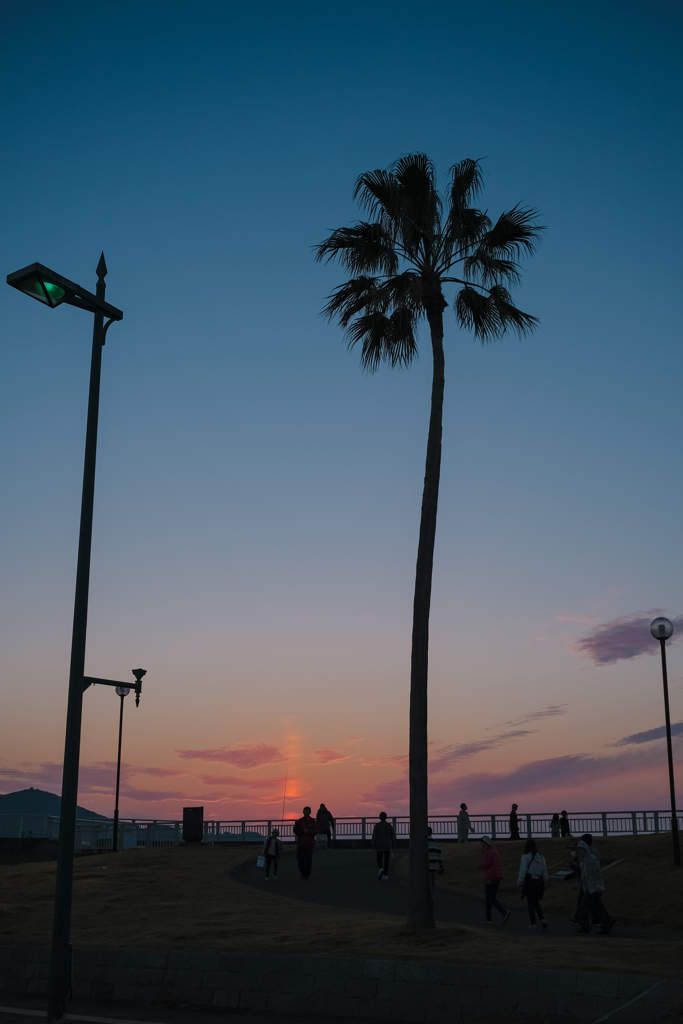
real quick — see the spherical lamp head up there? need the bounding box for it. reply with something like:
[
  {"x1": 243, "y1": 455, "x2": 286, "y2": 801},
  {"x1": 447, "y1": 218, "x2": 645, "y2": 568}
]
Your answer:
[{"x1": 650, "y1": 617, "x2": 674, "y2": 641}]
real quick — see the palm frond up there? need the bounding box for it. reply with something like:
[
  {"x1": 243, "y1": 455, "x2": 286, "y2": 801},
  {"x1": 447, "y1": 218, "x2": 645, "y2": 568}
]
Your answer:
[
  {"x1": 480, "y1": 205, "x2": 544, "y2": 259},
  {"x1": 455, "y1": 284, "x2": 539, "y2": 340},
  {"x1": 354, "y1": 154, "x2": 441, "y2": 261},
  {"x1": 314, "y1": 222, "x2": 400, "y2": 275},
  {"x1": 353, "y1": 170, "x2": 403, "y2": 226},
  {"x1": 462, "y1": 250, "x2": 521, "y2": 286},
  {"x1": 376, "y1": 271, "x2": 423, "y2": 314},
  {"x1": 391, "y1": 153, "x2": 441, "y2": 257},
  {"x1": 321, "y1": 276, "x2": 384, "y2": 326},
  {"x1": 347, "y1": 308, "x2": 419, "y2": 371},
  {"x1": 442, "y1": 207, "x2": 490, "y2": 263},
  {"x1": 448, "y1": 158, "x2": 484, "y2": 210},
  {"x1": 488, "y1": 284, "x2": 540, "y2": 336}
]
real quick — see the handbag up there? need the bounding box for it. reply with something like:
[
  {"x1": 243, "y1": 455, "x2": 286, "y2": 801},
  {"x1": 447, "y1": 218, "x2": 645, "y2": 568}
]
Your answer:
[{"x1": 256, "y1": 855, "x2": 265, "y2": 868}]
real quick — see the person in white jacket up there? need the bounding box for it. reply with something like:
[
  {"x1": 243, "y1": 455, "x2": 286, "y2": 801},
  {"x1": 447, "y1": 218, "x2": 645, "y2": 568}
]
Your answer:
[{"x1": 517, "y1": 838, "x2": 548, "y2": 930}]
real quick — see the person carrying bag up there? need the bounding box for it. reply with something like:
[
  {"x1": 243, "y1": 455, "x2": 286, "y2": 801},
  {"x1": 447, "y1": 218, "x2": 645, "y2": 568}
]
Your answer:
[{"x1": 517, "y1": 838, "x2": 548, "y2": 931}]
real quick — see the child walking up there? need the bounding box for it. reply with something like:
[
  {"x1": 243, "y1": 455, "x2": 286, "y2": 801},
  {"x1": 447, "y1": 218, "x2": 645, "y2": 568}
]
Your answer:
[{"x1": 262, "y1": 828, "x2": 283, "y2": 880}]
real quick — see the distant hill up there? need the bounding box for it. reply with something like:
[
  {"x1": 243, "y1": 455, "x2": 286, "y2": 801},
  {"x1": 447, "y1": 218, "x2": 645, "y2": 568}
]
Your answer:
[{"x1": 0, "y1": 788, "x2": 109, "y2": 820}]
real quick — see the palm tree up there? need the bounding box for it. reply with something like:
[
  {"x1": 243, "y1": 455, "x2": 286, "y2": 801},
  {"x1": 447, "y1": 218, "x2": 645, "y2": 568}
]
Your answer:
[{"x1": 315, "y1": 154, "x2": 543, "y2": 928}]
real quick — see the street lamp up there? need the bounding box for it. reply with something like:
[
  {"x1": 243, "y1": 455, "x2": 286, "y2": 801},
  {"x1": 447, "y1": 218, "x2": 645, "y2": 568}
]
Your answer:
[
  {"x1": 7, "y1": 256, "x2": 123, "y2": 1022},
  {"x1": 649, "y1": 617, "x2": 681, "y2": 866},
  {"x1": 112, "y1": 669, "x2": 146, "y2": 852}
]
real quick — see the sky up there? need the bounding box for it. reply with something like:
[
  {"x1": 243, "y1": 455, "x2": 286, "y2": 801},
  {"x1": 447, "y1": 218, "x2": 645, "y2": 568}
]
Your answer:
[{"x1": 1, "y1": 0, "x2": 682, "y2": 824}]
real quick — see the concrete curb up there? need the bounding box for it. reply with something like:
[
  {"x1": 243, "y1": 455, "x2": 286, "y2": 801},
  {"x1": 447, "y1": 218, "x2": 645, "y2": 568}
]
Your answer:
[{"x1": 0, "y1": 946, "x2": 675, "y2": 1022}]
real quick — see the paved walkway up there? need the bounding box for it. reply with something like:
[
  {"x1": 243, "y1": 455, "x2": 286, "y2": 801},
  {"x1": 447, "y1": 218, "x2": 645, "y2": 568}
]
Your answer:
[{"x1": 237, "y1": 847, "x2": 675, "y2": 941}]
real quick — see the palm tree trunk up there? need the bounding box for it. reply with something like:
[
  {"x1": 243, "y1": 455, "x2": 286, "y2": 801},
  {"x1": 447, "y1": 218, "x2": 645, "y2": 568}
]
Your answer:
[{"x1": 407, "y1": 291, "x2": 446, "y2": 930}]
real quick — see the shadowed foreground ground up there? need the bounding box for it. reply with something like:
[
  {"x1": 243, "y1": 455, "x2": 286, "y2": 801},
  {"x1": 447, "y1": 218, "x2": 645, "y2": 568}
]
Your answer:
[{"x1": 1, "y1": 837, "x2": 682, "y2": 1020}]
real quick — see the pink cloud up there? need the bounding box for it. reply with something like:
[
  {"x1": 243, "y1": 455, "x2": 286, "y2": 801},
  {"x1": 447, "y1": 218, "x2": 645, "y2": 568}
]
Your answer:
[
  {"x1": 359, "y1": 777, "x2": 409, "y2": 810},
  {"x1": 358, "y1": 734, "x2": 682, "y2": 814},
  {"x1": 176, "y1": 744, "x2": 283, "y2": 768},
  {"x1": 0, "y1": 761, "x2": 64, "y2": 791},
  {"x1": 612, "y1": 721, "x2": 683, "y2": 746},
  {"x1": 360, "y1": 753, "x2": 409, "y2": 768},
  {"x1": 0, "y1": 761, "x2": 131, "y2": 796},
  {"x1": 503, "y1": 704, "x2": 569, "y2": 727},
  {"x1": 428, "y1": 743, "x2": 679, "y2": 809},
  {"x1": 120, "y1": 788, "x2": 187, "y2": 802},
  {"x1": 312, "y1": 749, "x2": 349, "y2": 765},
  {"x1": 571, "y1": 611, "x2": 683, "y2": 665},
  {"x1": 198, "y1": 774, "x2": 286, "y2": 789}
]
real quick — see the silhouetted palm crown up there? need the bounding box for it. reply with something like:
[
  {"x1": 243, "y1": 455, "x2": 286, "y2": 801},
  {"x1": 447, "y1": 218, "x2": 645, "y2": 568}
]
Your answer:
[{"x1": 316, "y1": 154, "x2": 541, "y2": 367}]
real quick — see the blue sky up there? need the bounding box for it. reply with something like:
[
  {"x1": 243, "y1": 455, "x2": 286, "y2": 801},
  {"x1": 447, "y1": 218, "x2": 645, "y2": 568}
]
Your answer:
[{"x1": 1, "y1": 0, "x2": 682, "y2": 819}]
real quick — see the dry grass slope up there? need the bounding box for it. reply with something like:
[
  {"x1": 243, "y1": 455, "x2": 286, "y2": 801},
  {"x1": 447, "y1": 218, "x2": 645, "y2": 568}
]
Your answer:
[{"x1": 2, "y1": 836, "x2": 681, "y2": 984}]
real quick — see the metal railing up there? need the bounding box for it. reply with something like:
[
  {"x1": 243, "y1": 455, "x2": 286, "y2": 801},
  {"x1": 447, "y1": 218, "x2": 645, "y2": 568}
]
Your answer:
[{"x1": 2, "y1": 809, "x2": 681, "y2": 852}]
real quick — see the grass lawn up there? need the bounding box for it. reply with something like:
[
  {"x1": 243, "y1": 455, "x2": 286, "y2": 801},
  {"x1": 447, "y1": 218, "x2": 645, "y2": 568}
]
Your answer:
[{"x1": 1, "y1": 836, "x2": 681, "y2": 986}]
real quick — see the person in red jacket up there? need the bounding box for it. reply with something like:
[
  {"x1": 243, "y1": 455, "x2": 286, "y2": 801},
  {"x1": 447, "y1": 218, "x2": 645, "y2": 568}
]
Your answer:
[
  {"x1": 479, "y1": 835, "x2": 511, "y2": 924},
  {"x1": 293, "y1": 806, "x2": 317, "y2": 879}
]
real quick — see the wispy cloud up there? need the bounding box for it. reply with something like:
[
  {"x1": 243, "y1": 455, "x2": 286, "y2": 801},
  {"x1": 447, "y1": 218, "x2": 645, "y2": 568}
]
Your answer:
[
  {"x1": 571, "y1": 611, "x2": 683, "y2": 666},
  {"x1": 0, "y1": 761, "x2": 131, "y2": 795},
  {"x1": 359, "y1": 777, "x2": 409, "y2": 809},
  {"x1": 503, "y1": 705, "x2": 569, "y2": 727},
  {"x1": 359, "y1": 753, "x2": 409, "y2": 768},
  {"x1": 428, "y1": 739, "x2": 501, "y2": 773},
  {"x1": 312, "y1": 749, "x2": 349, "y2": 765},
  {"x1": 359, "y1": 738, "x2": 681, "y2": 813},
  {"x1": 120, "y1": 787, "x2": 187, "y2": 802},
  {"x1": 428, "y1": 729, "x2": 539, "y2": 774},
  {"x1": 198, "y1": 774, "x2": 286, "y2": 789},
  {"x1": 612, "y1": 722, "x2": 683, "y2": 746},
  {"x1": 176, "y1": 744, "x2": 283, "y2": 768}
]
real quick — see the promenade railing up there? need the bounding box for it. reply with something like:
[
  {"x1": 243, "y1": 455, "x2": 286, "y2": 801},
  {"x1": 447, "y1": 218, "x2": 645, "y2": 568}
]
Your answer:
[{"x1": 1, "y1": 809, "x2": 681, "y2": 853}]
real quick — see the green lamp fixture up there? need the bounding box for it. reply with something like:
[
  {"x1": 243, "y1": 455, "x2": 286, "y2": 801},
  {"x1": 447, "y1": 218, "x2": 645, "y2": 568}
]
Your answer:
[{"x1": 7, "y1": 261, "x2": 123, "y2": 320}]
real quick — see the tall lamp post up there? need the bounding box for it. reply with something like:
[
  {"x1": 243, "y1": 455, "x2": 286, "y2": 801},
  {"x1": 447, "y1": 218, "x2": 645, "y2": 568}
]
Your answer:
[
  {"x1": 649, "y1": 617, "x2": 681, "y2": 867},
  {"x1": 7, "y1": 257, "x2": 123, "y2": 1021}
]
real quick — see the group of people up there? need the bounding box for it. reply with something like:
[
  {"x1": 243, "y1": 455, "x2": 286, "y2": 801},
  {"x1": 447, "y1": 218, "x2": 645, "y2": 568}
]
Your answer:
[
  {"x1": 476, "y1": 834, "x2": 547, "y2": 928},
  {"x1": 261, "y1": 803, "x2": 335, "y2": 880},
  {"x1": 510, "y1": 805, "x2": 572, "y2": 839},
  {"x1": 475, "y1": 831, "x2": 614, "y2": 934},
  {"x1": 458, "y1": 802, "x2": 573, "y2": 841},
  {"x1": 261, "y1": 806, "x2": 615, "y2": 937}
]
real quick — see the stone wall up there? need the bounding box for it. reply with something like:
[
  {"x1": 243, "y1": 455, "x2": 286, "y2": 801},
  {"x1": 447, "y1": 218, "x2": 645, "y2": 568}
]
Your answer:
[{"x1": 0, "y1": 945, "x2": 672, "y2": 1022}]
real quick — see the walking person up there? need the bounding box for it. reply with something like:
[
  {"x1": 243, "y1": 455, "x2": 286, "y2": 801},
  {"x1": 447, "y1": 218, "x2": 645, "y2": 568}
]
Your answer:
[
  {"x1": 428, "y1": 827, "x2": 444, "y2": 896},
  {"x1": 262, "y1": 828, "x2": 282, "y2": 880},
  {"x1": 479, "y1": 836, "x2": 511, "y2": 924},
  {"x1": 559, "y1": 810, "x2": 572, "y2": 838},
  {"x1": 293, "y1": 806, "x2": 317, "y2": 879},
  {"x1": 316, "y1": 803, "x2": 335, "y2": 847},
  {"x1": 371, "y1": 811, "x2": 396, "y2": 880},
  {"x1": 457, "y1": 803, "x2": 473, "y2": 843},
  {"x1": 575, "y1": 836, "x2": 616, "y2": 935},
  {"x1": 509, "y1": 803, "x2": 521, "y2": 841},
  {"x1": 566, "y1": 835, "x2": 600, "y2": 926},
  {"x1": 550, "y1": 813, "x2": 561, "y2": 838},
  {"x1": 517, "y1": 838, "x2": 548, "y2": 930}
]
